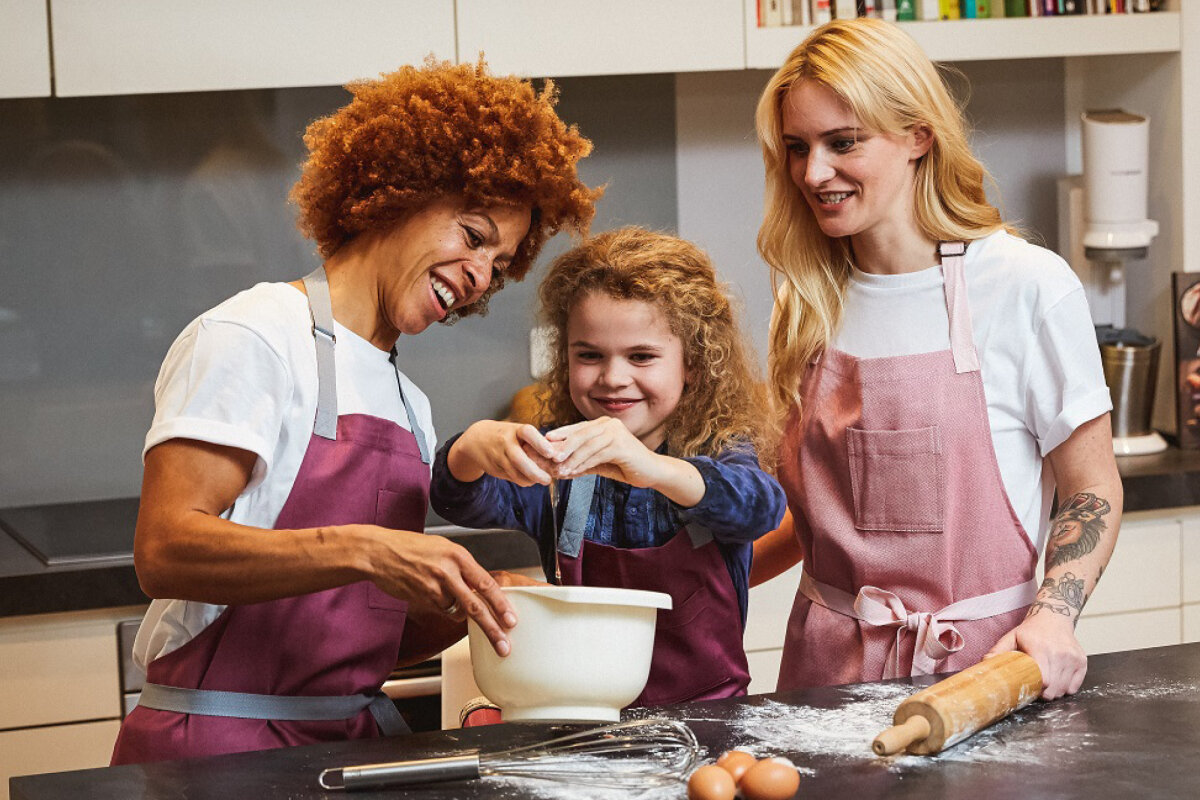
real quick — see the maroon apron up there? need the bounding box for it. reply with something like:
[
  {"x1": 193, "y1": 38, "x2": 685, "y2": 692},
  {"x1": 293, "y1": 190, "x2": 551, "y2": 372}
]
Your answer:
[
  {"x1": 776, "y1": 242, "x2": 1038, "y2": 690},
  {"x1": 556, "y1": 474, "x2": 750, "y2": 707},
  {"x1": 111, "y1": 267, "x2": 430, "y2": 764}
]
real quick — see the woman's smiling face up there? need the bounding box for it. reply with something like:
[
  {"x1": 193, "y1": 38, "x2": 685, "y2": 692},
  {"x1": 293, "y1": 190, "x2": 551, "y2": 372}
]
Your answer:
[
  {"x1": 781, "y1": 79, "x2": 929, "y2": 245},
  {"x1": 566, "y1": 292, "x2": 689, "y2": 450},
  {"x1": 369, "y1": 197, "x2": 531, "y2": 340}
]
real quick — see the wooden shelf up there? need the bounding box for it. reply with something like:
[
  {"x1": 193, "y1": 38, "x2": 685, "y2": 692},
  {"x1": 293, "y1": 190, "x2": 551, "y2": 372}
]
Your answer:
[{"x1": 745, "y1": 11, "x2": 1182, "y2": 68}]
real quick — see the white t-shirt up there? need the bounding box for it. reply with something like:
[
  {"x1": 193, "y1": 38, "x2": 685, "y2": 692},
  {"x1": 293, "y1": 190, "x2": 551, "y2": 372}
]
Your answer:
[
  {"x1": 133, "y1": 282, "x2": 436, "y2": 669},
  {"x1": 832, "y1": 230, "x2": 1111, "y2": 552}
]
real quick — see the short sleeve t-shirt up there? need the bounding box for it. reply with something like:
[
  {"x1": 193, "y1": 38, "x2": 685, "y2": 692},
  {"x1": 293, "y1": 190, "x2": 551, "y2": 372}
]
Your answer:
[
  {"x1": 831, "y1": 231, "x2": 1111, "y2": 552},
  {"x1": 133, "y1": 281, "x2": 436, "y2": 668}
]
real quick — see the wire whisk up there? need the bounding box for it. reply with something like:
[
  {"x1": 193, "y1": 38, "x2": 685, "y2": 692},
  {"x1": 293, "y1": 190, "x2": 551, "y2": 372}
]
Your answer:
[{"x1": 318, "y1": 717, "x2": 700, "y2": 791}]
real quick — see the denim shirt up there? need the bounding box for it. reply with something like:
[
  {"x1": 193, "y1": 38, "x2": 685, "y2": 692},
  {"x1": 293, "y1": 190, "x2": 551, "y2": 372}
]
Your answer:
[{"x1": 429, "y1": 433, "x2": 786, "y2": 625}]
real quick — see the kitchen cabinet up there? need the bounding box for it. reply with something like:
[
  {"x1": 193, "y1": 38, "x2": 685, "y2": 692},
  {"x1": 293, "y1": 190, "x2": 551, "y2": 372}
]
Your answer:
[
  {"x1": 0, "y1": 606, "x2": 145, "y2": 800},
  {"x1": 455, "y1": 0, "x2": 744, "y2": 78},
  {"x1": 0, "y1": 0, "x2": 51, "y2": 98},
  {"x1": 743, "y1": 562, "x2": 801, "y2": 694},
  {"x1": 48, "y1": 0, "x2": 455, "y2": 97}
]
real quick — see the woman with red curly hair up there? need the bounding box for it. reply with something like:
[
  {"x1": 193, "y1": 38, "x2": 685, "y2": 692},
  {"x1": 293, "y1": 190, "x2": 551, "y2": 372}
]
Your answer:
[{"x1": 112, "y1": 60, "x2": 599, "y2": 765}]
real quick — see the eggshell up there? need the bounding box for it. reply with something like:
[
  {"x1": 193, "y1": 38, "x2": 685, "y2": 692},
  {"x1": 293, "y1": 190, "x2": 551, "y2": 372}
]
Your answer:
[
  {"x1": 715, "y1": 749, "x2": 758, "y2": 784},
  {"x1": 739, "y1": 757, "x2": 800, "y2": 800},
  {"x1": 686, "y1": 764, "x2": 737, "y2": 800}
]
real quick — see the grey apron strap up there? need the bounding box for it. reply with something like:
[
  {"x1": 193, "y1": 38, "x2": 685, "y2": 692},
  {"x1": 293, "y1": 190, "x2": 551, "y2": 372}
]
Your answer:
[
  {"x1": 301, "y1": 267, "x2": 339, "y2": 440},
  {"x1": 389, "y1": 349, "x2": 431, "y2": 465},
  {"x1": 557, "y1": 472, "x2": 711, "y2": 555},
  {"x1": 558, "y1": 473, "x2": 596, "y2": 557},
  {"x1": 138, "y1": 682, "x2": 409, "y2": 736},
  {"x1": 938, "y1": 241, "x2": 980, "y2": 375}
]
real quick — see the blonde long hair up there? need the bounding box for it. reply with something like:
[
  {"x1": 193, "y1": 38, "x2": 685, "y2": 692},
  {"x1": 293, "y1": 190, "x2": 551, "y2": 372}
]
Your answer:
[
  {"x1": 756, "y1": 18, "x2": 1007, "y2": 421},
  {"x1": 538, "y1": 227, "x2": 775, "y2": 465}
]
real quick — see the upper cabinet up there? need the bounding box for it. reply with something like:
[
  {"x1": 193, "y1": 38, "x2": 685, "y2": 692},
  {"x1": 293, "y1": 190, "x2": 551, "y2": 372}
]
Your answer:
[
  {"x1": 456, "y1": 0, "x2": 744, "y2": 78},
  {"x1": 48, "y1": 0, "x2": 455, "y2": 97},
  {"x1": 0, "y1": 0, "x2": 51, "y2": 98},
  {"x1": 744, "y1": 6, "x2": 1182, "y2": 68}
]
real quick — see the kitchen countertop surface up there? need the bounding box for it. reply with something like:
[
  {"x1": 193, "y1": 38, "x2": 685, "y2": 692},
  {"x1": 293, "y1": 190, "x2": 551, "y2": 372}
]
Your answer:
[
  {"x1": 4, "y1": 445, "x2": 1199, "y2": 618},
  {"x1": 12, "y1": 642, "x2": 1200, "y2": 800}
]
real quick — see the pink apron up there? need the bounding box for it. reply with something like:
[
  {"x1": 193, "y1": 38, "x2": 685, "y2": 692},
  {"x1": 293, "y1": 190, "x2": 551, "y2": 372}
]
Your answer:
[
  {"x1": 776, "y1": 242, "x2": 1038, "y2": 690},
  {"x1": 111, "y1": 267, "x2": 430, "y2": 764},
  {"x1": 557, "y1": 475, "x2": 751, "y2": 706}
]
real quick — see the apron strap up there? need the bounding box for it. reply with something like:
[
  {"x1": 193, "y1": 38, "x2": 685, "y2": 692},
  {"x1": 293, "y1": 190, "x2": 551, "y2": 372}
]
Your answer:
[
  {"x1": 938, "y1": 241, "x2": 981, "y2": 375},
  {"x1": 138, "y1": 682, "x2": 411, "y2": 736},
  {"x1": 300, "y1": 266, "x2": 430, "y2": 463},
  {"x1": 302, "y1": 267, "x2": 339, "y2": 440},
  {"x1": 798, "y1": 571, "x2": 1037, "y2": 679},
  {"x1": 557, "y1": 472, "x2": 711, "y2": 557}
]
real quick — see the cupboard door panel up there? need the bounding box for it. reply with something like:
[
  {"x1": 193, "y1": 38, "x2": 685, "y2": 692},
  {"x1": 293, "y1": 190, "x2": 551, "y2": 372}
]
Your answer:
[
  {"x1": 1075, "y1": 608, "x2": 1181, "y2": 656},
  {"x1": 746, "y1": 647, "x2": 782, "y2": 696},
  {"x1": 1081, "y1": 518, "x2": 1181, "y2": 616},
  {"x1": 50, "y1": 0, "x2": 455, "y2": 97},
  {"x1": 0, "y1": 719, "x2": 121, "y2": 800},
  {"x1": 456, "y1": 0, "x2": 743, "y2": 78},
  {"x1": 744, "y1": 563, "x2": 802, "y2": 653},
  {"x1": 0, "y1": 0, "x2": 51, "y2": 98}
]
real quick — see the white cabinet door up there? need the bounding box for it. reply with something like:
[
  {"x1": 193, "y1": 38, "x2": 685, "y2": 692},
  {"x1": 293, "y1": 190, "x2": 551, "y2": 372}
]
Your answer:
[
  {"x1": 0, "y1": 720, "x2": 121, "y2": 800},
  {"x1": 457, "y1": 0, "x2": 744, "y2": 78},
  {"x1": 1080, "y1": 516, "x2": 1182, "y2": 617},
  {"x1": 0, "y1": 0, "x2": 51, "y2": 98},
  {"x1": 1075, "y1": 608, "x2": 1181, "y2": 656},
  {"x1": 50, "y1": 0, "x2": 455, "y2": 97}
]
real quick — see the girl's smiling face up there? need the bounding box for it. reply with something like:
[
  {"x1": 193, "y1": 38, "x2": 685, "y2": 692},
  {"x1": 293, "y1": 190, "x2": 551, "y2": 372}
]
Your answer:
[
  {"x1": 566, "y1": 292, "x2": 689, "y2": 450},
  {"x1": 781, "y1": 79, "x2": 930, "y2": 247}
]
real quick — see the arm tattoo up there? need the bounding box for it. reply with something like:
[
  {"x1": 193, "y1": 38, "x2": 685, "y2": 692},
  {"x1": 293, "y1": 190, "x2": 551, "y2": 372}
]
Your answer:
[
  {"x1": 1046, "y1": 492, "x2": 1110, "y2": 570},
  {"x1": 1027, "y1": 572, "x2": 1088, "y2": 625}
]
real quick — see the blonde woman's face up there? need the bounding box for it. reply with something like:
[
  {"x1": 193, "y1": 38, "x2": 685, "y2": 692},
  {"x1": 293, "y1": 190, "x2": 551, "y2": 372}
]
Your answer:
[
  {"x1": 566, "y1": 293, "x2": 688, "y2": 450},
  {"x1": 781, "y1": 80, "x2": 929, "y2": 246}
]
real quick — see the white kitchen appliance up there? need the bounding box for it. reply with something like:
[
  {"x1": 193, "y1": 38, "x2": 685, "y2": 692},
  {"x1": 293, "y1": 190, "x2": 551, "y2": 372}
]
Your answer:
[{"x1": 1058, "y1": 108, "x2": 1166, "y2": 455}]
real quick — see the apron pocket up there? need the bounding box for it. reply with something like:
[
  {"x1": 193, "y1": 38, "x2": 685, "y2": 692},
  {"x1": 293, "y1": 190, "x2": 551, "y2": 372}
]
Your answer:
[{"x1": 846, "y1": 426, "x2": 943, "y2": 533}]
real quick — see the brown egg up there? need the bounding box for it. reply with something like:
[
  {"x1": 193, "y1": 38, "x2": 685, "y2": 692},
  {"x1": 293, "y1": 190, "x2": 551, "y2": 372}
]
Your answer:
[
  {"x1": 687, "y1": 764, "x2": 737, "y2": 800},
  {"x1": 715, "y1": 749, "x2": 758, "y2": 784},
  {"x1": 739, "y1": 757, "x2": 801, "y2": 800}
]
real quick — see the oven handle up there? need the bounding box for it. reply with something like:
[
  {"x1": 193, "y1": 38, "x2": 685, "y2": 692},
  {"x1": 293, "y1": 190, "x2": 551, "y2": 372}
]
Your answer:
[{"x1": 381, "y1": 674, "x2": 441, "y2": 700}]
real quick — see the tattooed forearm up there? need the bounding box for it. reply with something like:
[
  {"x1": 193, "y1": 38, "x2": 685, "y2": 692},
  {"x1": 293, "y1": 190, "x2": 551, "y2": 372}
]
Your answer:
[
  {"x1": 1027, "y1": 572, "x2": 1089, "y2": 625},
  {"x1": 1046, "y1": 492, "x2": 1111, "y2": 570}
]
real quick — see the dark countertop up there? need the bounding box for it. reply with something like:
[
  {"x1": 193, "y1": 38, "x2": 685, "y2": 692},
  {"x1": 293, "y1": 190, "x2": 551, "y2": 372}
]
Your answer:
[
  {"x1": 12, "y1": 642, "x2": 1200, "y2": 800},
  {"x1": 4, "y1": 445, "x2": 1199, "y2": 619}
]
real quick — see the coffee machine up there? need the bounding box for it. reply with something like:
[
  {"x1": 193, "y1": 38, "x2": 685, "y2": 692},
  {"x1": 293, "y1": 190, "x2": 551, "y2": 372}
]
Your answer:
[{"x1": 1058, "y1": 109, "x2": 1165, "y2": 456}]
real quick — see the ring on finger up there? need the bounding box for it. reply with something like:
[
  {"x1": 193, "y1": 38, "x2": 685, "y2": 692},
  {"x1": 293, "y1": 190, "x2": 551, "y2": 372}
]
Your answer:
[{"x1": 444, "y1": 601, "x2": 459, "y2": 616}]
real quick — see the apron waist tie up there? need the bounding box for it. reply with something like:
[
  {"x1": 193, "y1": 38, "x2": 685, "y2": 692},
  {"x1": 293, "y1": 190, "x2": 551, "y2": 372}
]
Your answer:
[
  {"x1": 798, "y1": 571, "x2": 1037, "y2": 679},
  {"x1": 138, "y1": 682, "x2": 411, "y2": 736}
]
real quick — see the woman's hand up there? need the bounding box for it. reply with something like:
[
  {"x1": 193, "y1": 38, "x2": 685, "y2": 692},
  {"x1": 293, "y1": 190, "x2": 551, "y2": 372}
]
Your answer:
[
  {"x1": 985, "y1": 611, "x2": 1087, "y2": 700},
  {"x1": 491, "y1": 569, "x2": 551, "y2": 588},
  {"x1": 546, "y1": 417, "x2": 706, "y2": 506},
  {"x1": 363, "y1": 527, "x2": 519, "y2": 657},
  {"x1": 447, "y1": 420, "x2": 559, "y2": 486}
]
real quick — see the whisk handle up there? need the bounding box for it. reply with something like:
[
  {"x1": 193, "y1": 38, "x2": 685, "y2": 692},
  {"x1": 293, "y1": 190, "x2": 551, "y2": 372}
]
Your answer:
[{"x1": 318, "y1": 753, "x2": 482, "y2": 791}]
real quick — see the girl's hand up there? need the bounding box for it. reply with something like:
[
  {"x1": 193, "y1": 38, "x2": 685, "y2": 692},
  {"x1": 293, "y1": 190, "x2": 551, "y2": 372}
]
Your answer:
[
  {"x1": 545, "y1": 417, "x2": 666, "y2": 488},
  {"x1": 985, "y1": 612, "x2": 1087, "y2": 700},
  {"x1": 447, "y1": 420, "x2": 559, "y2": 486}
]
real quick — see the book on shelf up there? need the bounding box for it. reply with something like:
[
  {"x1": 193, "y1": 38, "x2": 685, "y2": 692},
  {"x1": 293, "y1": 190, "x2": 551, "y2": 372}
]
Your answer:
[
  {"x1": 754, "y1": 0, "x2": 1163, "y2": 28},
  {"x1": 939, "y1": 0, "x2": 962, "y2": 18}
]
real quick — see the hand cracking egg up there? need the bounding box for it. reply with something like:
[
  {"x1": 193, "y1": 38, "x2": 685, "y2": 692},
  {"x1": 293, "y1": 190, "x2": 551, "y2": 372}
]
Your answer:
[
  {"x1": 739, "y1": 756, "x2": 800, "y2": 800},
  {"x1": 686, "y1": 764, "x2": 737, "y2": 800}
]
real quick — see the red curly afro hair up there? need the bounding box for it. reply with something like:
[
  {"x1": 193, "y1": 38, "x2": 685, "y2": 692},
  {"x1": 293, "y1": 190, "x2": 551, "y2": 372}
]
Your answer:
[{"x1": 291, "y1": 57, "x2": 601, "y2": 319}]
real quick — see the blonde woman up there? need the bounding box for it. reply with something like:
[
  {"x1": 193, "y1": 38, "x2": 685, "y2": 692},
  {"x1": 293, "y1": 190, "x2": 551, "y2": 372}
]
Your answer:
[{"x1": 750, "y1": 18, "x2": 1121, "y2": 700}]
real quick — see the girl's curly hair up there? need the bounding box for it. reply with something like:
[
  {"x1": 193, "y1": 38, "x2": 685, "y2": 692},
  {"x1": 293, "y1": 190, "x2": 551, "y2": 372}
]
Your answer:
[
  {"x1": 537, "y1": 227, "x2": 776, "y2": 466},
  {"x1": 291, "y1": 57, "x2": 601, "y2": 319}
]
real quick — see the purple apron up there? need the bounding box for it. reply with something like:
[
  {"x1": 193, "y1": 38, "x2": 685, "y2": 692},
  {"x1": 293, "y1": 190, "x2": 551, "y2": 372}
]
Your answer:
[
  {"x1": 556, "y1": 475, "x2": 750, "y2": 707},
  {"x1": 111, "y1": 267, "x2": 430, "y2": 764}
]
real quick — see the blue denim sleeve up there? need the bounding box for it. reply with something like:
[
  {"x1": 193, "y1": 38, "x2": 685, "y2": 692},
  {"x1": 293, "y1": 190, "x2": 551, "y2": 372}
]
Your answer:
[
  {"x1": 428, "y1": 432, "x2": 547, "y2": 541},
  {"x1": 674, "y1": 444, "x2": 786, "y2": 544}
]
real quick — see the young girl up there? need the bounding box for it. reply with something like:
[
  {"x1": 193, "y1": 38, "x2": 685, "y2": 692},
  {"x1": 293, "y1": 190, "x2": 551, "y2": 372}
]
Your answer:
[
  {"x1": 431, "y1": 226, "x2": 786, "y2": 706},
  {"x1": 751, "y1": 18, "x2": 1122, "y2": 700}
]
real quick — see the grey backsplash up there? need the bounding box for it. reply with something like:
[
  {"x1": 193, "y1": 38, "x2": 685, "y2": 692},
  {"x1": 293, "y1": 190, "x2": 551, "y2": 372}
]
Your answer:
[{"x1": 0, "y1": 74, "x2": 678, "y2": 508}]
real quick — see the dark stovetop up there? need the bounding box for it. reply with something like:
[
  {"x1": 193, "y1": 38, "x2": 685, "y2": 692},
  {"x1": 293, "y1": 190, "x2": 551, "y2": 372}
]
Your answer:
[{"x1": 11, "y1": 643, "x2": 1200, "y2": 800}]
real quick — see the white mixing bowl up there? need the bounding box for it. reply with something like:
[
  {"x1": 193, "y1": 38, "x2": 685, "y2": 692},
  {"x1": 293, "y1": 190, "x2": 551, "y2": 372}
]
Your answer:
[{"x1": 467, "y1": 585, "x2": 672, "y2": 722}]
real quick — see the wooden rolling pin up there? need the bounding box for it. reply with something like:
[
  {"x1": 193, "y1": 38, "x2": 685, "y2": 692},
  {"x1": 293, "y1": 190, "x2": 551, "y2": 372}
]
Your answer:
[{"x1": 872, "y1": 651, "x2": 1043, "y2": 756}]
